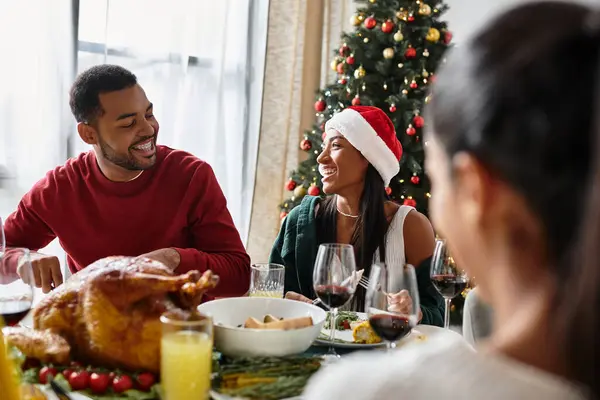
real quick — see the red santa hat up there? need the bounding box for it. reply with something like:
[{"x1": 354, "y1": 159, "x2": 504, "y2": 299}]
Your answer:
[{"x1": 324, "y1": 105, "x2": 402, "y2": 186}]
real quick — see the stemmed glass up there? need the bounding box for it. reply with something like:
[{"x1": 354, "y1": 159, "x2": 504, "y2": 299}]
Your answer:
[
  {"x1": 0, "y1": 248, "x2": 34, "y2": 327},
  {"x1": 313, "y1": 243, "x2": 357, "y2": 360},
  {"x1": 430, "y1": 239, "x2": 469, "y2": 329},
  {"x1": 365, "y1": 263, "x2": 420, "y2": 352}
]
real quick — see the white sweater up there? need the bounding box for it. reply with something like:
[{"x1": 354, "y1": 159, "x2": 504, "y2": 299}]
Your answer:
[{"x1": 303, "y1": 334, "x2": 587, "y2": 400}]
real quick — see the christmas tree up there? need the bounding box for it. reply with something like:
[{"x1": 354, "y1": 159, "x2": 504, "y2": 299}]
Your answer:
[{"x1": 279, "y1": 0, "x2": 452, "y2": 218}]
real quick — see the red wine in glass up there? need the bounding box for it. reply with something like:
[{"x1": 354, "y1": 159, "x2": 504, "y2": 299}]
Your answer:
[
  {"x1": 315, "y1": 285, "x2": 353, "y2": 308},
  {"x1": 368, "y1": 314, "x2": 411, "y2": 342},
  {"x1": 0, "y1": 299, "x2": 32, "y2": 326},
  {"x1": 431, "y1": 274, "x2": 468, "y2": 299}
]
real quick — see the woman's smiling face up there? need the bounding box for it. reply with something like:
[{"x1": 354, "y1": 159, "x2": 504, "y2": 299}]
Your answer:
[{"x1": 317, "y1": 131, "x2": 369, "y2": 195}]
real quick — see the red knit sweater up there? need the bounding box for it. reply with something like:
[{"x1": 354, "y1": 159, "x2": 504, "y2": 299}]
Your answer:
[{"x1": 4, "y1": 146, "x2": 250, "y2": 297}]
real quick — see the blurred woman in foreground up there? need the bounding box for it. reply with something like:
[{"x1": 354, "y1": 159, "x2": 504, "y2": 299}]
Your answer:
[{"x1": 304, "y1": 1, "x2": 599, "y2": 398}]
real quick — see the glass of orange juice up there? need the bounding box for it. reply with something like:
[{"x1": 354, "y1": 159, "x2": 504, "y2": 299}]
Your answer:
[
  {"x1": 249, "y1": 263, "x2": 285, "y2": 298},
  {"x1": 160, "y1": 311, "x2": 213, "y2": 400}
]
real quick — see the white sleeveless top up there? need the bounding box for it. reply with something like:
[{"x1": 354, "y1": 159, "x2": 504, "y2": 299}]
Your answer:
[{"x1": 342, "y1": 205, "x2": 414, "y2": 311}]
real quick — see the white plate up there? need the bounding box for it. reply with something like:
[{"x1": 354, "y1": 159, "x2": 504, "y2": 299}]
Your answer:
[
  {"x1": 210, "y1": 391, "x2": 301, "y2": 400},
  {"x1": 315, "y1": 312, "x2": 445, "y2": 349}
]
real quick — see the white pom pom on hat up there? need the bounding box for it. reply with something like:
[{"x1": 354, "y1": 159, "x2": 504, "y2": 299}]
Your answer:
[{"x1": 324, "y1": 105, "x2": 403, "y2": 186}]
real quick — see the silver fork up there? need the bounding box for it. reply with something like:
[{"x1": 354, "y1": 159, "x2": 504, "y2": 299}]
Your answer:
[{"x1": 311, "y1": 276, "x2": 370, "y2": 306}]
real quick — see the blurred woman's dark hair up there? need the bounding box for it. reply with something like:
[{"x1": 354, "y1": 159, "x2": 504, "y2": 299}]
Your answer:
[
  {"x1": 429, "y1": 1, "x2": 599, "y2": 396},
  {"x1": 316, "y1": 165, "x2": 388, "y2": 310}
]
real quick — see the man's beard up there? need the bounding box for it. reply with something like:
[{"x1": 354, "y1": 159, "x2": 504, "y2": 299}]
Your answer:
[{"x1": 98, "y1": 135, "x2": 156, "y2": 171}]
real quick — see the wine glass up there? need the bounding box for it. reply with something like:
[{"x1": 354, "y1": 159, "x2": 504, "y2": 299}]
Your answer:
[
  {"x1": 0, "y1": 217, "x2": 5, "y2": 253},
  {"x1": 365, "y1": 263, "x2": 420, "y2": 352},
  {"x1": 430, "y1": 239, "x2": 469, "y2": 329},
  {"x1": 313, "y1": 243, "x2": 357, "y2": 360},
  {"x1": 0, "y1": 248, "x2": 34, "y2": 327}
]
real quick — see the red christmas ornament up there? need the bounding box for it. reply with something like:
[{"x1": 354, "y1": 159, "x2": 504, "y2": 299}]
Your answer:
[
  {"x1": 413, "y1": 115, "x2": 425, "y2": 128},
  {"x1": 406, "y1": 125, "x2": 416, "y2": 136},
  {"x1": 385, "y1": 187, "x2": 392, "y2": 196},
  {"x1": 444, "y1": 31, "x2": 453, "y2": 44},
  {"x1": 308, "y1": 185, "x2": 320, "y2": 196},
  {"x1": 336, "y1": 62, "x2": 345, "y2": 74},
  {"x1": 410, "y1": 175, "x2": 420, "y2": 184},
  {"x1": 410, "y1": 81, "x2": 418, "y2": 89},
  {"x1": 346, "y1": 56, "x2": 355, "y2": 65},
  {"x1": 403, "y1": 198, "x2": 417, "y2": 207},
  {"x1": 389, "y1": 104, "x2": 397, "y2": 113},
  {"x1": 280, "y1": 211, "x2": 288, "y2": 220},
  {"x1": 300, "y1": 139, "x2": 312, "y2": 151},
  {"x1": 407, "y1": 15, "x2": 415, "y2": 22},
  {"x1": 339, "y1": 77, "x2": 347, "y2": 85},
  {"x1": 405, "y1": 48, "x2": 417, "y2": 59},
  {"x1": 285, "y1": 179, "x2": 297, "y2": 191},
  {"x1": 314, "y1": 100, "x2": 326, "y2": 112},
  {"x1": 364, "y1": 16, "x2": 377, "y2": 29},
  {"x1": 339, "y1": 45, "x2": 350, "y2": 56},
  {"x1": 352, "y1": 96, "x2": 361, "y2": 106},
  {"x1": 381, "y1": 20, "x2": 394, "y2": 33}
]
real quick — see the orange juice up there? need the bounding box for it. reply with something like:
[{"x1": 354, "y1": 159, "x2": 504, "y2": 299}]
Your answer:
[
  {"x1": 161, "y1": 330, "x2": 212, "y2": 400},
  {"x1": 0, "y1": 327, "x2": 21, "y2": 400}
]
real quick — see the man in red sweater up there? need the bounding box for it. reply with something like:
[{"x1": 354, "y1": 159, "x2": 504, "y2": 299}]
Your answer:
[{"x1": 3, "y1": 64, "x2": 250, "y2": 297}]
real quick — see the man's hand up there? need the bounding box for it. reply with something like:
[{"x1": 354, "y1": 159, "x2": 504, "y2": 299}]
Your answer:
[
  {"x1": 388, "y1": 290, "x2": 423, "y2": 322},
  {"x1": 21, "y1": 252, "x2": 63, "y2": 294},
  {"x1": 285, "y1": 291, "x2": 313, "y2": 304},
  {"x1": 138, "y1": 248, "x2": 181, "y2": 270}
]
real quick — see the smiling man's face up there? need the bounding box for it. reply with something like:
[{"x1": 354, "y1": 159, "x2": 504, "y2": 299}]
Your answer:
[{"x1": 94, "y1": 84, "x2": 160, "y2": 171}]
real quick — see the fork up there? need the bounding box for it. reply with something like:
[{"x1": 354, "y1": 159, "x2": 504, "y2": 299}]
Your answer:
[{"x1": 311, "y1": 276, "x2": 370, "y2": 306}]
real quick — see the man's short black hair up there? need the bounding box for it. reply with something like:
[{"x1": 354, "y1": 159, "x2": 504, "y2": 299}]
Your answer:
[{"x1": 69, "y1": 64, "x2": 138, "y2": 124}]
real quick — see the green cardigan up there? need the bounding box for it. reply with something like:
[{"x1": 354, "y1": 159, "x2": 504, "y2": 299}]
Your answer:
[{"x1": 269, "y1": 195, "x2": 444, "y2": 327}]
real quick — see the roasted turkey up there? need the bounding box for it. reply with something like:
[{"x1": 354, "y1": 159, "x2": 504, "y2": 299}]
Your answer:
[{"x1": 4, "y1": 256, "x2": 218, "y2": 373}]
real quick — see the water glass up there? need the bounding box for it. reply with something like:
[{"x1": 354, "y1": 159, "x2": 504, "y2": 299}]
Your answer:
[
  {"x1": 249, "y1": 263, "x2": 285, "y2": 298},
  {"x1": 160, "y1": 311, "x2": 213, "y2": 400}
]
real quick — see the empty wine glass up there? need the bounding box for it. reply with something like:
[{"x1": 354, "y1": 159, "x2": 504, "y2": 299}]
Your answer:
[
  {"x1": 0, "y1": 248, "x2": 34, "y2": 327},
  {"x1": 430, "y1": 239, "x2": 469, "y2": 329},
  {"x1": 365, "y1": 263, "x2": 420, "y2": 351},
  {"x1": 313, "y1": 243, "x2": 357, "y2": 360}
]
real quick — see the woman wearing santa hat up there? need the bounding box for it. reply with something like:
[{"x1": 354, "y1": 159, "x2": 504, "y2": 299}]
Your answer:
[{"x1": 270, "y1": 105, "x2": 444, "y2": 326}]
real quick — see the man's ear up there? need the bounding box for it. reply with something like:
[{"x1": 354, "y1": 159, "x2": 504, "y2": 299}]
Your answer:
[{"x1": 77, "y1": 122, "x2": 98, "y2": 145}]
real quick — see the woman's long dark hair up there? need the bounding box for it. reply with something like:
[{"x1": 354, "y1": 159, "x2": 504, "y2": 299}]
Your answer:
[
  {"x1": 429, "y1": 1, "x2": 599, "y2": 396},
  {"x1": 316, "y1": 165, "x2": 389, "y2": 310}
]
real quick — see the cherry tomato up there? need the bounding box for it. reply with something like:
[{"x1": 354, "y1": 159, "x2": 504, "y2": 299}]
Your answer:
[
  {"x1": 69, "y1": 370, "x2": 90, "y2": 391},
  {"x1": 136, "y1": 372, "x2": 156, "y2": 391},
  {"x1": 342, "y1": 320, "x2": 351, "y2": 330},
  {"x1": 39, "y1": 366, "x2": 57, "y2": 384},
  {"x1": 89, "y1": 372, "x2": 110, "y2": 394},
  {"x1": 61, "y1": 369, "x2": 74, "y2": 380},
  {"x1": 112, "y1": 375, "x2": 134, "y2": 393}
]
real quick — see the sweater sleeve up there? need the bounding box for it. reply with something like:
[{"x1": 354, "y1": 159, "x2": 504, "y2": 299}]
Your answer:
[
  {"x1": 173, "y1": 164, "x2": 250, "y2": 297},
  {"x1": 269, "y1": 214, "x2": 301, "y2": 295},
  {"x1": 416, "y1": 255, "x2": 445, "y2": 327},
  {"x1": 4, "y1": 176, "x2": 56, "y2": 251}
]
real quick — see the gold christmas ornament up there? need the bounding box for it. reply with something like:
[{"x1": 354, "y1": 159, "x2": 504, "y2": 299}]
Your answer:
[
  {"x1": 423, "y1": 49, "x2": 430, "y2": 57},
  {"x1": 422, "y1": 70, "x2": 429, "y2": 77},
  {"x1": 396, "y1": 9, "x2": 408, "y2": 21},
  {"x1": 393, "y1": 31, "x2": 404, "y2": 42},
  {"x1": 402, "y1": 89, "x2": 409, "y2": 95},
  {"x1": 350, "y1": 14, "x2": 361, "y2": 26},
  {"x1": 425, "y1": 95, "x2": 432, "y2": 104},
  {"x1": 358, "y1": 14, "x2": 365, "y2": 21},
  {"x1": 369, "y1": 0, "x2": 376, "y2": 3},
  {"x1": 363, "y1": 38, "x2": 370, "y2": 43},
  {"x1": 426, "y1": 27, "x2": 441, "y2": 42},
  {"x1": 418, "y1": 4, "x2": 432, "y2": 16},
  {"x1": 383, "y1": 48, "x2": 395, "y2": 59},
  {"x1": 354, "y1": 66, "x2": 366, "y2": 79},
  {"x1": 294, "y1": 186, "x2": 307, "y2": 198},
  {"x1": 330, "y1": 59, "x2": 339, "y2": 71}
]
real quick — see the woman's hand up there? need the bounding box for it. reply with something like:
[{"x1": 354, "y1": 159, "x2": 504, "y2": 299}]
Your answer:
[
  {"x1": 285, "y1": 291, "x2": 313, "y2": 304},
  {"x1": 388, "y1": 290, "x2": 423, "y2": 322}
]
